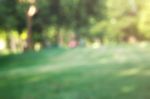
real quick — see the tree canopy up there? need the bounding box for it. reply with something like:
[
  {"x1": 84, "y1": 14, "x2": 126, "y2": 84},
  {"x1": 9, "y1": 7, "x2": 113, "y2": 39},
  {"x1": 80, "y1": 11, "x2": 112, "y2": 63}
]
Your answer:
[{"x1": 0, "y1": 0, "x2": 150, "y2": 52}]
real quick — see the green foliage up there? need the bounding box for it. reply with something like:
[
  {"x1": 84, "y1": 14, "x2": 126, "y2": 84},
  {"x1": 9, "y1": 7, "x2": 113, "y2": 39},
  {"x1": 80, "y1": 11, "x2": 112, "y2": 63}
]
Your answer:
[
  {"x1": 0, "y1": 0, "x2": 150, "y2": 50},
  {"x1": 138, "y1": 1, "x2": 150, "y2": 39},
  {"x1": 0, "y1": 0, "x2": 18, "y2": 30}
]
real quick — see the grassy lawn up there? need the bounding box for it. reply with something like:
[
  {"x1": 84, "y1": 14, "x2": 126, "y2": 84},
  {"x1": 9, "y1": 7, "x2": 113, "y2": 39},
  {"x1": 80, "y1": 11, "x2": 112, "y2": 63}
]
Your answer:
[{"x1": 0, "y1": 45, "x2": 150, "y2": 99}]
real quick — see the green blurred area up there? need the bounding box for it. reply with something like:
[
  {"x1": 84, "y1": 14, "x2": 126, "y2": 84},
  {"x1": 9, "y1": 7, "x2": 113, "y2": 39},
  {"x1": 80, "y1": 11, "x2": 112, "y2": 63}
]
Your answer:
[
  {"x1": 0, "y1": 0, "x2": 150, "y2": 99},
  {"x1": 0, "y1": 45, "x2": 150, "y2": 99},
  {"x1": 0, "y1": 0, "x2": 150, "y2": 54}
]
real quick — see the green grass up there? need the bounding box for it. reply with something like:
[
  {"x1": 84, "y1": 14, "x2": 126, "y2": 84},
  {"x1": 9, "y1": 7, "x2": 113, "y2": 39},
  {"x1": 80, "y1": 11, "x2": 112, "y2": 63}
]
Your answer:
[{"x1": 0, "y1": 45, "x2": 150, "y2": 99}]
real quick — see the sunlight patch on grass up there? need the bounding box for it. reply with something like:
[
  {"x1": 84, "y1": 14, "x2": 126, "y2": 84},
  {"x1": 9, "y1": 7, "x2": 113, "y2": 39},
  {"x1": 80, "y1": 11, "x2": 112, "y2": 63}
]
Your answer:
[
  {"x1": 118, "y1": 68, "x2": 141, "y2": 77},
  {"x1": 0, "y1": 62, "x2": 98, "y2": 80},
  {"x1": 121, "y1": 85, "x2": 135, "y2": 93},
  {"x1": 25, "y1": 76, "x2": 45, "y2": 83},
  {"x1": 141, "y1": 70, "x2": 150, "y2": 76},
  {"x1": 113, "y1": 53, "x2": 127, "y2": 63}
]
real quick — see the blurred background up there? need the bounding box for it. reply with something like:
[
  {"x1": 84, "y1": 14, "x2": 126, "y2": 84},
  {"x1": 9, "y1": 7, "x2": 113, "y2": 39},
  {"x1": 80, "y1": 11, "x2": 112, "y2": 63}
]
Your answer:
[
  {"x1": 0, "y1": 0, "x2": 149, "y2": 54},
  {"x1": 0, "y1": 0, "x2": 150, "y2": 99}
]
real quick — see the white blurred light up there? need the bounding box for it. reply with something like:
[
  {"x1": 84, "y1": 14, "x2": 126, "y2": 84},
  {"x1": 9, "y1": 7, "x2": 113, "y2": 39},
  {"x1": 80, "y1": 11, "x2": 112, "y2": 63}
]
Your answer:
[
  {"x1": 27, "y1": 5, "x2": 37, "y2": 17},
  {"x1": 92, "y1": 42, "x2": 101, "y2": 49},
  {"x1": 139, "y1": 42, "x2": 148, "y2": 48},
  {"x1": 0, "y1": 40, "x2": 6, "y2": 50},
  {"x1": 34, "y1": 43, "x2": 41, "y2": 51}
]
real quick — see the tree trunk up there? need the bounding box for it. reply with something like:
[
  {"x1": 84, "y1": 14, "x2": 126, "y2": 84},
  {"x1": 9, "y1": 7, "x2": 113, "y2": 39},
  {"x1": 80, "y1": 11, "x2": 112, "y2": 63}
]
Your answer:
[
  {"x1": 25, "y1": 15, "x2": 33, "y2": 50},
  {"x1": 53, "y1": 28, "x2": 64, "y2": 47}
]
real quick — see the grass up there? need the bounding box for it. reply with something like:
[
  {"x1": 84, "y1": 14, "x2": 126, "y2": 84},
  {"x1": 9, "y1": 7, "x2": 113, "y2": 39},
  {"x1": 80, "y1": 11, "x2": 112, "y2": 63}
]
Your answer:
[{"x1": 0, "y1": 44, "x2": 150, "y2": 99}]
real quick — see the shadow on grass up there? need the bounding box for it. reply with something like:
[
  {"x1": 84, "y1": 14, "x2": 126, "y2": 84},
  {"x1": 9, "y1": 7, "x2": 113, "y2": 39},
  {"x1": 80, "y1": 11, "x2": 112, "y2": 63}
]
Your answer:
[{"x1": 0, "y1": 48, "x2": 66, "y2": 70}]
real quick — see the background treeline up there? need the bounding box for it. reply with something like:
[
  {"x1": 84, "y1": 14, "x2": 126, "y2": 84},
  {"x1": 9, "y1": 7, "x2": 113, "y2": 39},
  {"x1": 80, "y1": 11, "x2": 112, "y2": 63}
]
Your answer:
[{"x1": 0, "y1": 0, "x2": 150, "y2": 53}]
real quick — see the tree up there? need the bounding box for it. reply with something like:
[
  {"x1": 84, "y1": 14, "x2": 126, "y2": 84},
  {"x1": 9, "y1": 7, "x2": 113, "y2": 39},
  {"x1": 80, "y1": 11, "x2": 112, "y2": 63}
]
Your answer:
[
  {"x1": 138, "y1": 0, "x2": 150, "y2": 40},
  {"x1": 31, "y1": 0, "x2": 106, "y2": 47},
  {"x1": 90, "y1": 0, "x2": 140, "y2": 43},
  {"x1": 0, "y1": 0, "x2": 18, "y2": 30}
]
